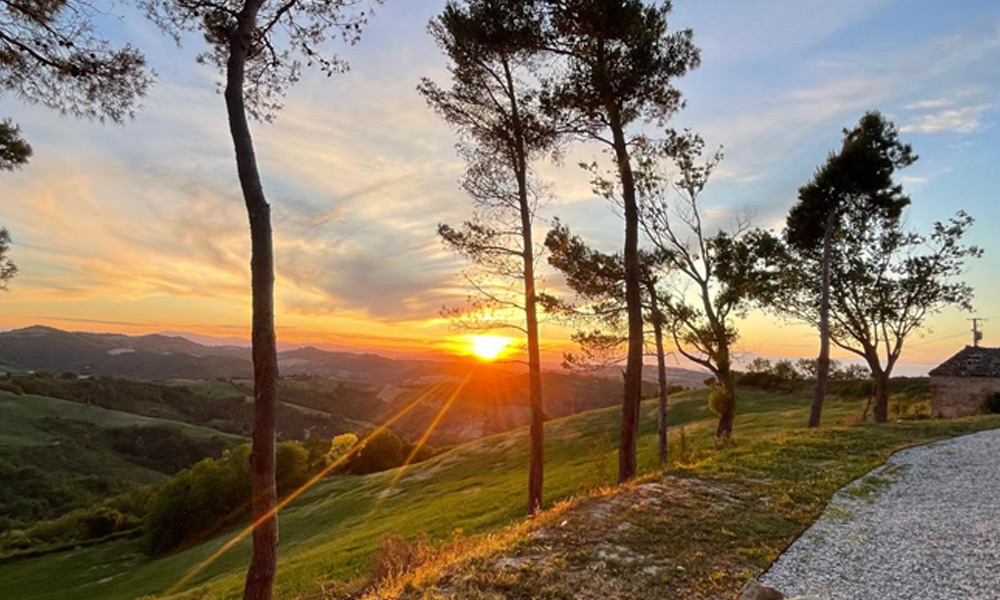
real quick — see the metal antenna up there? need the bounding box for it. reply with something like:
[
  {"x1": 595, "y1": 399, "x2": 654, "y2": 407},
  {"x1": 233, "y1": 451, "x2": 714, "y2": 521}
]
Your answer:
[{"x1": 968, "y1": 318, "x2": 985, "y2": 347}]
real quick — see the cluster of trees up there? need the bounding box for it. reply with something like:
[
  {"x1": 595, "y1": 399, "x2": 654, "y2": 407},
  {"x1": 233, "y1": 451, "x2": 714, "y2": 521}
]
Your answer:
[
  {"x1": 0, "y1": 486, "x2": 154, "y2": 556},
  {"x1": 743, "y1": 357, "x2": 868, "y2": 384},
  {"x1": 0, "y1": 418, "x2": 235, "y2": 536},
  {"x1": 1, "y1": 0, "x2": 983, "y2": 598},
  {"x1": 424, "y1": 0, "x2": 700, "y2": 516},
  {"x1": 426, "y1": 0, "x2": 981, "y2": 544},
  {"x1": 0, "y1": 452, "x2": 143, "y2": 536},
  {"x1": 738, "y1": 358, "x2": 870, "y2": 394},
  {"x1": 734, "y1": 113, "x2": 980, "y2": 425}
]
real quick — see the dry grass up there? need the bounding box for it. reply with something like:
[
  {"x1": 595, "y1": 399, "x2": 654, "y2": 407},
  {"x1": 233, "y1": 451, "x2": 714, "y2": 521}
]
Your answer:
[{"x1": 358, "y1": 415, "x2": 1000, "y2": 600}]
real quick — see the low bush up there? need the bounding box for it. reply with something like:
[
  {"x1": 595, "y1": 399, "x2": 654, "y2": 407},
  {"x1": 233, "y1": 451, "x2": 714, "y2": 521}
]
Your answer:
[{"x1": 983, "y1": 392, "x2": 1000, "y2": 414}]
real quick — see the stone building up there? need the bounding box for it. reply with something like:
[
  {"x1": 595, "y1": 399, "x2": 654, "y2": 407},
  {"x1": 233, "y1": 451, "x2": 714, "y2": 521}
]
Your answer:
[{"x1": 928, "y1": 346, "x2": 1000, "y2": 418}]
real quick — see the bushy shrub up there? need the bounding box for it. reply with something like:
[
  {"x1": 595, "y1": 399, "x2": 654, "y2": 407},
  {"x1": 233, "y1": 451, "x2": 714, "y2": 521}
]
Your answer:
[
  {"x1": 889, "y1": 394, "x2": 932, "y2": 420},
  {"x1": 276, "y1": 441, "x2": 310, "y2": 490},
  {"x1": 346, "y1": 430, "x2": 406, "y2": 475},
  {"x1": 707, "y1": 384, "x2": 733, "y2": 417},
  {"x1": 736, "y1": 371, "x2": 795, "y2": 393},
  {"x1": 827, "y1": 378, "x2": 874, "y2": 400},
  {"x1": 667, "y1": 426, "x2": 697, "y2": 466}
]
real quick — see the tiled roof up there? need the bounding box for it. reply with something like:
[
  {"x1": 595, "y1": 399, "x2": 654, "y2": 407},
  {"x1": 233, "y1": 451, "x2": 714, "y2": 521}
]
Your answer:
[{"x1": 929, "y1": 346, "x2": 1000, "y2": 378}]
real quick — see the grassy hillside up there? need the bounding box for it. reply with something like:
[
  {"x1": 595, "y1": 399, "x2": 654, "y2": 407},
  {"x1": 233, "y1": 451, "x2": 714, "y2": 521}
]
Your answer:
[
  {"x1": 0, "y1": 392, "x2": 238, "y2": 447},
  {"x1": 0, "y1": 391, "x2": 243, "y2": 531},
  {"x1": 3, "y1": 387, "x2": 995, "y2": 600}
]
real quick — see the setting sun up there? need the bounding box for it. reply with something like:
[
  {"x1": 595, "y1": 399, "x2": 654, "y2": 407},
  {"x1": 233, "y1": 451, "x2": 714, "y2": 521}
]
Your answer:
[{"x1": 469, "y1": 335, "x2": 511, "y2": 361}]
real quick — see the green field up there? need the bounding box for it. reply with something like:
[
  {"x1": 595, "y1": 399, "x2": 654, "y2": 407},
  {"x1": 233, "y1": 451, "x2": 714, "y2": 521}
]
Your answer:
[
  {"x1": 0, "y1": 392, "x2": 242, "y2": 447},
  {"x1": 0, "y1": 388, "x2": 996, "y2": 600},
  {"x1": 162, "y1": 379, "x2": 246, "y2": 400}
]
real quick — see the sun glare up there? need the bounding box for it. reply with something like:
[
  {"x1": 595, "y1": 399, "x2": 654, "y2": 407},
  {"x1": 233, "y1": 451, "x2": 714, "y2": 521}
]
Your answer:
[{"x1": 469, "y1": 335, "x2": 510, "y2": 361}]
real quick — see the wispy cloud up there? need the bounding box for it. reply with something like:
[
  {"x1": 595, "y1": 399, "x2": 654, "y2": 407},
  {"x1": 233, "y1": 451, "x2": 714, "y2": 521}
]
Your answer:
[
  {"x1": 2, "y1": 0, "x2": 998, "y2": 369},
  {"x1": 901, "y1": 104, "x2": 995, "y2": 134}
]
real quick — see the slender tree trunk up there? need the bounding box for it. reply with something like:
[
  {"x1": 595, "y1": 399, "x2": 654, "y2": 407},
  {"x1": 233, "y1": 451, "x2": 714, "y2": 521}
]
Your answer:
[
  {"x1": 809, "y1": 212, "x2": 835, "y2": 428},
  {"x1": 225, "y1": 6, "x2": 279, "y2": 599},
  {"x1": 503, "y1": 59, "x2": 544, "y2": 517},
  {"x1": 715, "y1": 370, "x2": 736, "y2": 439},
  {"x1": 522, "y1": 224, "x2": 544, "y2": 516},
  {"x1": 873, "y1": 368, "x2": 890, "y2": 424},
  {"x1": 516, "y1": 144, "x2": 544, "y2": 518},
  {"x1": 647, "y1": 282, "x2": 668, "y2": 466},
  {"x1": 609, "y1": 108, "x2": 643, "y2": 483}
]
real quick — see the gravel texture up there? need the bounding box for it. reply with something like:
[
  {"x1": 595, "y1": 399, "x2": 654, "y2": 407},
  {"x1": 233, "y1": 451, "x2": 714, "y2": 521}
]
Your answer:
[{"x1": 762, "y1": 428, "x2": 1000, "y2": 599}]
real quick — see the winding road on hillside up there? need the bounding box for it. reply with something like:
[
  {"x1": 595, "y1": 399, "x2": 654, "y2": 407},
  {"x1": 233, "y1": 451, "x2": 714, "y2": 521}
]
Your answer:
[{"x1": 762, "y1": 427, "x2": 1000, "y2": 599}]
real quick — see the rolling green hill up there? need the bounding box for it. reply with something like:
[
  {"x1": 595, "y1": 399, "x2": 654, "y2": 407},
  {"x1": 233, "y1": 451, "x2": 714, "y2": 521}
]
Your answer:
[
  {"x1": 0, "y1": 392, "x2": 239, "y2": 447},
  {"x1": 0, "y1": 391, "x2": 244, "y2": 532},
  {"x1": 3, "y1": 387, "x2": 993, "y2": 600}
]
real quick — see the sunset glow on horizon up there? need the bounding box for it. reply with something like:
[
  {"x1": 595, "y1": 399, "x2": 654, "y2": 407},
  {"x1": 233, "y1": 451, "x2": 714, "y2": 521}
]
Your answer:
[
  {"x1": 1, "y1": 0, "x2": 997, "y2": 376},
  {"x1": 468, "y1": 335, "x2": 512, "y2": 361}
]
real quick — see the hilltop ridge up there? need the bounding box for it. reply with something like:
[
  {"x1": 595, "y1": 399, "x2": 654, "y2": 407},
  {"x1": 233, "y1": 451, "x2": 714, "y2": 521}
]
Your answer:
[{"x1": 0, "y1": 325, "x2": 710, "y2": 387}]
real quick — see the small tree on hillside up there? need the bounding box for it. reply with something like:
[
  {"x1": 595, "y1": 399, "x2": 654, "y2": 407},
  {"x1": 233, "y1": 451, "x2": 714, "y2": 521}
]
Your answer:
[
  {"x1": 640, "y1": 131, "x2": 762, "y2": 440},
  {"x1": 540, "y1": 0, "x2": 699, "y2": 482},
  {"x1": 788, "y1": 112, "x2": 915, "y2": 428},
  {"x1": 142, "y1": 0, "x2": 381, "y2": 597},
  {"x1": 1, "y1": 0, "x2": 151, "y2": 159},
  {"x1": 419, "y1": 0, "x2": 557, "y2": 516}
]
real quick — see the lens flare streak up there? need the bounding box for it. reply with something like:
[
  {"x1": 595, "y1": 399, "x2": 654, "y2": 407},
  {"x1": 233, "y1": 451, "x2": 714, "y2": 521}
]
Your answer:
[
  {"x1": 164, "y1": 380, "x2": 452, "y2": 596},
  {"x1": 367, "y1": 373, "x2": 472, "y2": 517}
]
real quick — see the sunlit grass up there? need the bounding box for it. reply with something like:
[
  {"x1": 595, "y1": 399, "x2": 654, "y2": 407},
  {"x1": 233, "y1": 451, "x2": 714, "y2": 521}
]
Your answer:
[{"x1": 2, "y1": 387, "x2": 997, "y2": 600}]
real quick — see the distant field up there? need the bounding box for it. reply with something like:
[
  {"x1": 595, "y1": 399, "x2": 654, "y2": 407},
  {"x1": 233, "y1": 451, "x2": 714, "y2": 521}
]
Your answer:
[
  {"x1": 162, "y1": 379, "x2": 245, "y2": 400},
  {"x1": 0, "y1": 392, "x2": 240, "y2": 447},
  {"x1": 6, "y1": 387, "x2": 992, "y2": 600}
]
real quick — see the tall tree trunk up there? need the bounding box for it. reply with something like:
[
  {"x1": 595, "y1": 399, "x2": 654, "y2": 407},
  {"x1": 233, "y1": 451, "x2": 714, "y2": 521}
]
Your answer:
[
  {"x1": 226, "y1": 5, "x2": 279, "y2": 599},
  {"x1": 647, "y1": 282, "x2": 668, "y2": 466},
  {"x1": 809, "y1": 212, "x2": 835, "y2": 428},
  {"x1": 609, "y1": 108, "x2": 643, "y2": 483},
  {"x1": 522, "y1": 221, "x2": 544, "y2": 516},
  {"x1": 504, "y1": 59, "x2": 544, "y2": 517}
]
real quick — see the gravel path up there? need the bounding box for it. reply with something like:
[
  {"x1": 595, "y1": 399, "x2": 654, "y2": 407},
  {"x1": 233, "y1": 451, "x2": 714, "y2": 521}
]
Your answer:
[{"x1": 762, "y1": 428, "x2": 1000, "y2": 599}]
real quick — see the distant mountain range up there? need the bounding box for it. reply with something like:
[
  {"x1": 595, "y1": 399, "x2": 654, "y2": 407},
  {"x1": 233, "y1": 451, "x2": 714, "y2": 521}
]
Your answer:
[{"x1": 0, "y1": 325, "x2": 709, "y2": 387}]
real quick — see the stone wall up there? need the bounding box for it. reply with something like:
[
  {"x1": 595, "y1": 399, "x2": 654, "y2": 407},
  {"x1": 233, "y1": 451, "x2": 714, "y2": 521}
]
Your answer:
[{"x1": 931, "y1": 375, "x2": 1000, "y2": 418}]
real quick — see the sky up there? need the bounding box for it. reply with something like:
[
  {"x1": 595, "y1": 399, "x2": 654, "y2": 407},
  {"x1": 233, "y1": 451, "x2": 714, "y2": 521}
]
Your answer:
[{"x1": 1, "y1": 0, "x2": 998, "y2": 375}]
